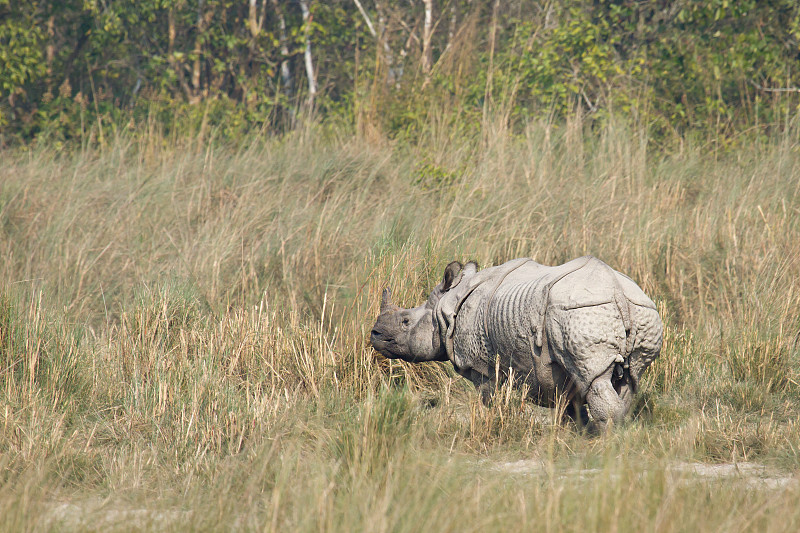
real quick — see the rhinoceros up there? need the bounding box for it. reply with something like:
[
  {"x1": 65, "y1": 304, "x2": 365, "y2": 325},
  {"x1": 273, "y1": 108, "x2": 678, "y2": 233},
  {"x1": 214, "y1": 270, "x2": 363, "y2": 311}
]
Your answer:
[{"x1": 370, "y1": 256, "x2": 663, "y2": 431}]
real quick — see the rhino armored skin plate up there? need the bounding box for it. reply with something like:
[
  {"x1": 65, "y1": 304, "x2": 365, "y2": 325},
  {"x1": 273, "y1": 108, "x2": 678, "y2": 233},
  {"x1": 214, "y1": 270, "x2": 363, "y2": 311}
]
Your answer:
[{"x1": 371, "y1": 256, "x2": 663, "y2": 432}]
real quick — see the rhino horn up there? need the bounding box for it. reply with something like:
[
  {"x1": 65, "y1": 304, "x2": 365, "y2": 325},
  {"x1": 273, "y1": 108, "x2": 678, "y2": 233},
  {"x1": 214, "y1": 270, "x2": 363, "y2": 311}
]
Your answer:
[{"x1": 380, "y1": 287, "x2": 393, "y2": 312}]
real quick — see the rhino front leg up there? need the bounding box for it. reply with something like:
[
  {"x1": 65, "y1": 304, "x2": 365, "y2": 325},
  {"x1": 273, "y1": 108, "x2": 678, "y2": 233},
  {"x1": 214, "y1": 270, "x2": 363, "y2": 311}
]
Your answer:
[
  {"x1": 563, "y1": 401, "x2": 590, "y2": 427},
  {"x1": 457, "y1": 368, "x2": 495, "y2": 406},
  {"x1": 586, "y1": 366, "x2": 632, "y2": 433},
  {"x1": 476, "y1": 379, "x2": 494, "y2": 406}
]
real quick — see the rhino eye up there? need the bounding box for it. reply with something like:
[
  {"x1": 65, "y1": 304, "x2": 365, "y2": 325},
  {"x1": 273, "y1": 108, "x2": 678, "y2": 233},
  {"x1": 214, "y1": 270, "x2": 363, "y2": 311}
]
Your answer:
[{"x1": 401, "y1": 317, "x2": 410, "y2": 327}]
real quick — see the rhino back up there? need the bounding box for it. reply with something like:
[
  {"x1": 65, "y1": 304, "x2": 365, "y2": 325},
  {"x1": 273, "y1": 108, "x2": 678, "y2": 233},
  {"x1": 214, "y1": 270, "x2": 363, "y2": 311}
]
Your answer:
[
  {"x1": 613, "y1": 271, "x2": 657, "y2": 309},
  {"x1": 442, "y1": 256, "x2": 659, "y2": 395},
  {"x1": 448, "y1": 258, "x2": 612, "y2": 377},
  {"x1": 482, "y1": 263, "x2": 623, "y2": 390},
  {"x1": 547, "y1": 257, "x2": 622, "y2": 309}
]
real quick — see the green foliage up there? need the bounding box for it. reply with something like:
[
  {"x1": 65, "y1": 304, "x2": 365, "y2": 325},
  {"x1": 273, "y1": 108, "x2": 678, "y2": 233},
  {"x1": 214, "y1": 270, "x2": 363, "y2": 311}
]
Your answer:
[
  {"x1": 0, "y1": 3, "x2": 47, "y2": 98},
  {"x1": 489, "y1": 5, "x2": 629, "y2": 117},
  {"x1": 413, "y1": 161, "x2": 458, "y2": 191},
  {"x1": 2, "y1": 0, "x2": 800, "y2": 143},
  {"x1": 481, "y1": 0, "x2": 800, "y2": 137}
]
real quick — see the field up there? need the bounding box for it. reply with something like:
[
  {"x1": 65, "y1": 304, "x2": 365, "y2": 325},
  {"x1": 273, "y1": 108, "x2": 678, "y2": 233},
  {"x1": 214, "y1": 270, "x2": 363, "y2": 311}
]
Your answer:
[{"x1": 2, "y1": 117, "x2": 800, "y2": 531}]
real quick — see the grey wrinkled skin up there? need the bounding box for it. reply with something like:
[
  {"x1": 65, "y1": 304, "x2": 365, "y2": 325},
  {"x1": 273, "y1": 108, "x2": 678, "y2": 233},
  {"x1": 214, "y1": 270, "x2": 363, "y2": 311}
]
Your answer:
[{"x1": 370, "y1": 256, "x2": 663, "y2": 433}]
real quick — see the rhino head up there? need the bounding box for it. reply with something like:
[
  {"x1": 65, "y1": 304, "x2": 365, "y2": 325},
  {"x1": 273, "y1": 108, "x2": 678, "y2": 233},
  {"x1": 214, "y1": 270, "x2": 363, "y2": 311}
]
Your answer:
[{"x1": 370, "y1": 261, "x2": 475, "y2": 362}]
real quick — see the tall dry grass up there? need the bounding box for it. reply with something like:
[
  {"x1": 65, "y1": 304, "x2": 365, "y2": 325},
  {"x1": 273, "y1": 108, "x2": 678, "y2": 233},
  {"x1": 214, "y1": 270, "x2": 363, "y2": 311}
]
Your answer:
[{"x1": 1, "y1": 116, "x2": 799, "y2": 530}]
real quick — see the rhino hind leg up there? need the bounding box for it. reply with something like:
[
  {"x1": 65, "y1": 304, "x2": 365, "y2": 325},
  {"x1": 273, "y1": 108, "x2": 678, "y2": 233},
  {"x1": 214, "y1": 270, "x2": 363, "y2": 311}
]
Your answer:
[
  {"x1": 586, "y1": 366, "x2": 632, "y2": 433},
  {"x1": 626, "y1": 304, "x2": 663, "y2": 391}
]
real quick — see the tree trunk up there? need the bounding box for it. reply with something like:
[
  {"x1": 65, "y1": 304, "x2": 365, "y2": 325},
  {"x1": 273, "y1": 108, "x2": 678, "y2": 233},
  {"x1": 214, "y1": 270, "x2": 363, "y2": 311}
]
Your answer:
[
  {"x1": 191, "y1": 0, "x2": 205, "y2": 102},
  {"x1": 248, "y1": 0, "x2": 259, "y2": 37},
  {"x1": 374, "y1": 1, "x2": 397, "y2": 83},
  {"x1": 270, "y1": 0, "x2": 293, "y2": 95},
  {"x1": 421, "y1": 0, "x2": 433, "y2": 73},
  {"x1": 482, "y1": 0, "x2": 499, "y2": 124},
  {"x1": 446, "y1": 2, "x2": 456, "y2": 51},
  {"x1": 299, "y1": 0, "x2": 317, "y2": 108},
  {"x1": 352, "y1": 0, "x2": 376, "y2": 38}
]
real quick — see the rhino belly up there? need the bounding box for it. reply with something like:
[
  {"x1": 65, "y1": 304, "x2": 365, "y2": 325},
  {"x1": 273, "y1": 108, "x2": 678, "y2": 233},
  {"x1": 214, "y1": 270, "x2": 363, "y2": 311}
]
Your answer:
[{"x1": 477, "y1": 282, "x2": 571, "y2": 404}]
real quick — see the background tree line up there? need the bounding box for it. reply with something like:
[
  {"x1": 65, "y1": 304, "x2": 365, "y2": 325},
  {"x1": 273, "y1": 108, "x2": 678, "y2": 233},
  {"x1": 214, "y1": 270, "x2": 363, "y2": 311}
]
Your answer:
[{"x1": 1, "y1": 0, "x2": 799, "y2": 144}]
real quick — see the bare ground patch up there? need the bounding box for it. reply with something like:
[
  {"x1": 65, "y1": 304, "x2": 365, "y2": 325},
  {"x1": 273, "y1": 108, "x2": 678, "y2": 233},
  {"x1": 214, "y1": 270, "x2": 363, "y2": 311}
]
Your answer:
[
  {"x1": 491, "y1": 459, "x2": 798, "y2": 490},
  {"x1": 41, "y1": 500, "x2": 192, "y2": 530}
]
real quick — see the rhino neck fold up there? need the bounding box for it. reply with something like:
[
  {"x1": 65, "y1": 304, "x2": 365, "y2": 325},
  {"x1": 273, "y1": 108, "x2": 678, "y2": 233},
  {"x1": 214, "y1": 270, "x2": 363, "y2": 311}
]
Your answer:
[{"x1": 434, "y1": 258, "x2": 538, "y2": 368}]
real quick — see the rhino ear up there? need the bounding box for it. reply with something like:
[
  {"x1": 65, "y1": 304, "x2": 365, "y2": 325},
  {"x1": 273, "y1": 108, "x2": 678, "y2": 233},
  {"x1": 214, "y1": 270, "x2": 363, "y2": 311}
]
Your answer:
[
  {"x1": 442, "y1": 261, "x2": 463, "y2": 291},
  {"x1": 463, "y1": 261, "x2": 478, "y2": 277}
]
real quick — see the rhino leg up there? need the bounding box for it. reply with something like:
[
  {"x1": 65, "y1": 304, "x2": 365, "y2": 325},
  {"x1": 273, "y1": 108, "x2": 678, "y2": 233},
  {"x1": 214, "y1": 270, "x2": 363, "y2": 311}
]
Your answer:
[
  {"x1": 563, "y1": 401, "x2": 590, "y2": 427},
  {"x1": 456, "y1": 368, "x2": 495, "y2": 406},
  {"x1": 476, "y1": 378, "x2": 494, "y2": 406},
  {"x1": 626, "y1": 304, "x2": 663, "y2": 391},
  {"x1": 586, "y1": 365, "x2": 631, "y2": 433}
]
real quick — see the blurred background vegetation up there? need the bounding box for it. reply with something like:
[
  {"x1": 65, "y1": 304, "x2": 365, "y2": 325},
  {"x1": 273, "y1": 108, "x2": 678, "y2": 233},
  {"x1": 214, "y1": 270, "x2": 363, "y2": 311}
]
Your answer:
[{"x1": 2, "y1": 0, "x2": 800, "y2": 145}]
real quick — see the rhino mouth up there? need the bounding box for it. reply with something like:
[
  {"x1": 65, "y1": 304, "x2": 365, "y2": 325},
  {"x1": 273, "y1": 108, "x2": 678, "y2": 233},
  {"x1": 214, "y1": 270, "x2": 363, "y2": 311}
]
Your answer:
[
  {"x1": 370, "y1": 331, "x2": 400, "y2": 358},
  {"x1": 369, "y1": 330, "x2": 387, "y2": 349}
]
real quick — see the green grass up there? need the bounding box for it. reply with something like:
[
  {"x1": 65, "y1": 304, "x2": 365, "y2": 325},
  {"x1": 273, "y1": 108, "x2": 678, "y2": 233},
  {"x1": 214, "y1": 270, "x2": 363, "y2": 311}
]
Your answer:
[{"x1": 1, "y1": 117, "x2": 800, "y2": 530}]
